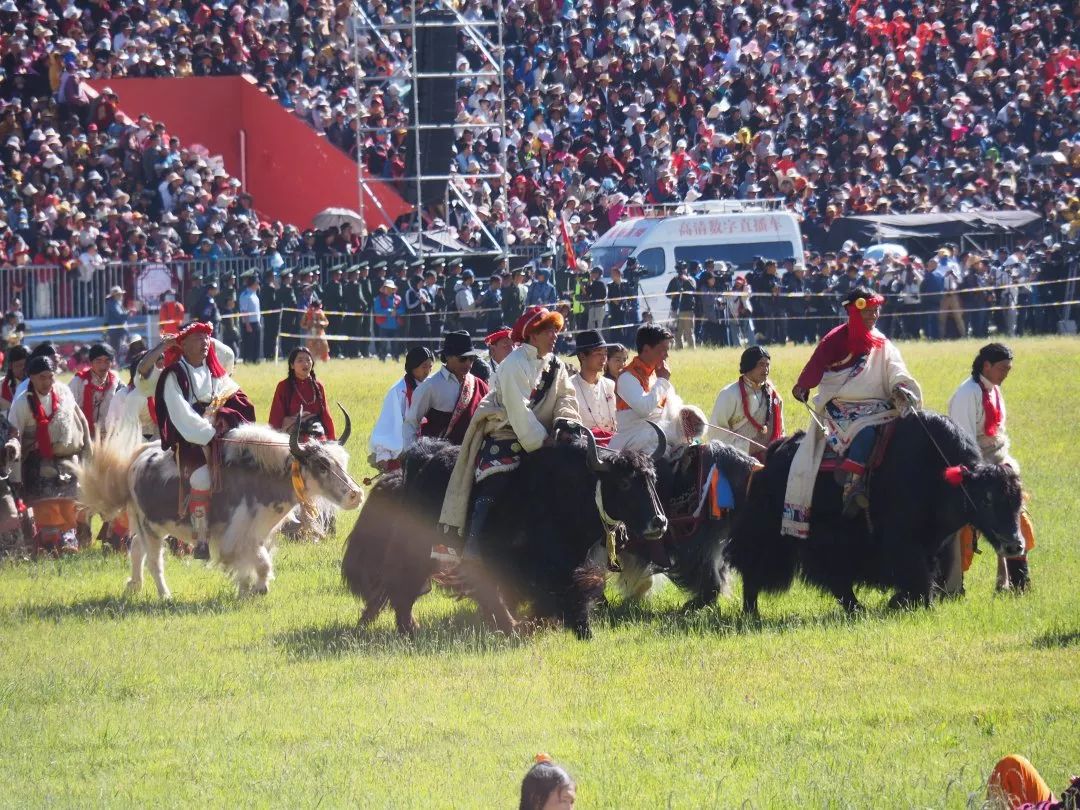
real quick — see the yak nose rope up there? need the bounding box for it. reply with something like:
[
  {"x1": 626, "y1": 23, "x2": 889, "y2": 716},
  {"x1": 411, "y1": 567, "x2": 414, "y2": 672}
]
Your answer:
[{"x1": 594, "y1": 480, "x2": 626, "y2": 572}]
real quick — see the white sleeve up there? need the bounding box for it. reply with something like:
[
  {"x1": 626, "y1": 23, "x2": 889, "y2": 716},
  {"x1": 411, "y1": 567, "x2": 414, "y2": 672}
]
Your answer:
[
  {"x1": 947, "y1": 381, "x2": 981, "y2": 444},
  {"x1": 105, "y1": 388, "x2": 128, "y2": 429},
  {"x1": 123, "y1": 388, "x2": 148, "y2": 431},
  {"x1": 708, "y1": 385, "x2": 740, "y2": 441},
  {"x1": 7, "y1": 395, "x2": 30, "y2": 435},
  {"x1": 882, "y1": 342, "x2": 922, "y2": 405},
  {"x1": 401, "y1": 379, "x2": 432, "y2": 452},
  {"x1": 616, "y1": 372, "x2": 672, "y2": 419},
  {"x1": 68, "y1": 377, "x2": 83, "y2": 402},
  {"x1": 369, "y1": 384, "x2": 406, "y2": 463},
  {"x1": 501, "y1": 359, "x2": 549, "y2": 453},
  {"x1": 162, "y1": 373, "x2": 216, "y2": 445}
]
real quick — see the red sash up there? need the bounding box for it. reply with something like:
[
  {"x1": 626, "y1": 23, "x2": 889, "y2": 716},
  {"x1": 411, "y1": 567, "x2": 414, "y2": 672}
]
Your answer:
[
  {"x1": 981, "y1": 381, "x2": 1003, "y2": 437},
  {"x1": 76, "y1": 368, "x2": 116, "y2": 436},
  {"x1": 739, "y1": 377, "x2": 784, "y2": 443},
  {"x1": 29, "y1": 388, "x2": 61, "y2": 460}
]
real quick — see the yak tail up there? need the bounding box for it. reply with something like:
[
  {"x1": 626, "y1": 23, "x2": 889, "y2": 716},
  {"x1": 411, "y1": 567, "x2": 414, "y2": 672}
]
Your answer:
[{"x1": 78, "y1": 422, "x2": 145, "y2": 520}]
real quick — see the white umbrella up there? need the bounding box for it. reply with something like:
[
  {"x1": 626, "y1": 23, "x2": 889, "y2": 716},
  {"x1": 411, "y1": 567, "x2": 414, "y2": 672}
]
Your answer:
[
  {"x1": 312, "y1": 207, "x2": 365, "y2": 230},
  {"x1": 863, "y1": 243, "x2": 908, "y2": 262}
]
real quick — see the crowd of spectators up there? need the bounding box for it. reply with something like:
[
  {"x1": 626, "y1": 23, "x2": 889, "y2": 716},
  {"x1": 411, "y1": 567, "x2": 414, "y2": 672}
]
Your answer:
[
  {"x1": 263, "y1": 0, "x2": 1079, "y2": 253},
  {"x1": 1, "y1": 0, "x2": 1078, "y2": 326}
]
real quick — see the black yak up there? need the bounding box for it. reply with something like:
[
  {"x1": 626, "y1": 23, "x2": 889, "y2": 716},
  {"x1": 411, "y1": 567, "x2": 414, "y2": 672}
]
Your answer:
[
  {"x1": 626, "y1": 440, "x2": 762, "y2": 611},
  {"x1": 342, "y1": 422, "x2": 668, "y2": 639},
  {"x1": 726, "y1": 411, "x2": 1024, "y2": 615}
]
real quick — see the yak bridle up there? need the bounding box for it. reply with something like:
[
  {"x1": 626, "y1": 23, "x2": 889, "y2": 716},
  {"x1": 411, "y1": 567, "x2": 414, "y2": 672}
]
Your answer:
[
  {"x1": 555, "y1": 419, "x2": 669, "y2": 569},
  {"x1": 289, "y1": 404, "x2": 356, "y2": 494}
]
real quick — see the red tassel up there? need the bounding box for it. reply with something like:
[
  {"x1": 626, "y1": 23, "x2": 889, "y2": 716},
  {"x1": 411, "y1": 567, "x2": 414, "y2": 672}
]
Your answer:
[{"x1": 943, "y1": 466, "x2": 967, "y2": 487}]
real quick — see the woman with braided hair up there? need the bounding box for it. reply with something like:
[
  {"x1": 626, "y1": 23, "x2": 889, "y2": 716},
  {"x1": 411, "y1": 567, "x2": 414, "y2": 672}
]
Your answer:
[{"x1": 268, "y1": 346, "x2": 336, "y2": 442}]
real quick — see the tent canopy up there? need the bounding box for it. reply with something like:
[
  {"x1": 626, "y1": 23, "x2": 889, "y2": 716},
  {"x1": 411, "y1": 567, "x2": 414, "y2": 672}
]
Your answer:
[{"x1": 821, "y1": 211, "x2": 1044, "y2": 254}]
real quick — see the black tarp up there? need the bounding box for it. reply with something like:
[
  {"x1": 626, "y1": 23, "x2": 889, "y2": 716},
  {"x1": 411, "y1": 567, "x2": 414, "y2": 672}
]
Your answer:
[{"x1": 818, "y1": 211, "x2": 1044, "y2": 255}]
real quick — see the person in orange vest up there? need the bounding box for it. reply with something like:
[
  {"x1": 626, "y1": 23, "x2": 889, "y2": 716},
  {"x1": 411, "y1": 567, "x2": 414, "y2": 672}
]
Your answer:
[{"x1": 158, "y1": 290, "x2": 185, "y2": 337}]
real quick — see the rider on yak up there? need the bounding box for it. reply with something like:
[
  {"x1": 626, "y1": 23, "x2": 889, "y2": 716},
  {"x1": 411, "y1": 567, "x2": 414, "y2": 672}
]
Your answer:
[
  {"x1": 154, "y1": 321, "x2": 256, "y2": 560},
  {"x1": 786, "y1": 286, "x2": 921, "y2": 537}
]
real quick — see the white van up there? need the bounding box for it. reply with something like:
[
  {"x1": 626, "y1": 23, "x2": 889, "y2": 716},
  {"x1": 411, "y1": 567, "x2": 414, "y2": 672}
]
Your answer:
[{"x1": 585, "y1": 199, "x2": 804, "y2": 278}]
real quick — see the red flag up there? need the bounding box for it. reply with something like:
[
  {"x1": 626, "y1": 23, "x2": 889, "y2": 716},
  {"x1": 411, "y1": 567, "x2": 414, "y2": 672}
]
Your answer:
[{"x1": 558, "y1": 216, "x2": 577, "y2": 271}]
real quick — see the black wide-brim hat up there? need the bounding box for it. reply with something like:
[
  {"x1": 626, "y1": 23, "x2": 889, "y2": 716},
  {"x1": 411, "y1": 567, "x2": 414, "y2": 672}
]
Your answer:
[
  {"x1": 573, "y1": 329, "x2": 613, "y2": 354},
  {"x1": 440, "y1": 330, "x2": 479, "y2": 358}
]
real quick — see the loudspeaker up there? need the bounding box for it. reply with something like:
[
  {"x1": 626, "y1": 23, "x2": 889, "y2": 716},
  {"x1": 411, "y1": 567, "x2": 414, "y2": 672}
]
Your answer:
[{"x1": 404, "y1": 9, "x2": 459, "y2": 206}]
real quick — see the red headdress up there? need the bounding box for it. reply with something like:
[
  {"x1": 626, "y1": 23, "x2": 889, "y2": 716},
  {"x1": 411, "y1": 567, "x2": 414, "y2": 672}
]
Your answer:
[
  {"x1": 483, "y1": 327, "x2": 513, "y2": 347},
  {"x1": 163, "y1": 321, "x2": 227, "y2": 377},
  {"x1": 840, "y1": 288, "x2": 886, "y2": 357},
  {"x1": 510, "y1": 306, "x2": 564, "y2": 344}
]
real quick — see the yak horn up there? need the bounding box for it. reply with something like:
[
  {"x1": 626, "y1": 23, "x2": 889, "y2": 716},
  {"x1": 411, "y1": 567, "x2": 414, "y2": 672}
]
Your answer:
[
  {"x1": 647, "y1": 421, "x2": 667, "y2": 461},
  {"x1": 337, "y1": 403, "x2": 352, "y2": 446},
  {"x1": 582, "y1": 425, "x2": 614, "y2": 473},
  {"x1": 289, "y1": 413, "x2": 304, "y2": 458}
]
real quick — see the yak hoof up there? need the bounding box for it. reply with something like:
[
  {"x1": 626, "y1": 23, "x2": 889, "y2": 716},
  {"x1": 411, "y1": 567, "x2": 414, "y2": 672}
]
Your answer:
[
  {"x1": 124, "y1": 579, "x2": 142, "y2": 595},
  {"x1": 887, "y1": 591, "x2": 917, "y2": 610},
  {"x1": 572, "y1": 622, "x2": 593, "y2": 641},
  {"x1": 396, "y1": 616, "x2": 419, "y2": 636},
  {"x1": 252, "y1": 584, "x2": 269, "y2": 596}
]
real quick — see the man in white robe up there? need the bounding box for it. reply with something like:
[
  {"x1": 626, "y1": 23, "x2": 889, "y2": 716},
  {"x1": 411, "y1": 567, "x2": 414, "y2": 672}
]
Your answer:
[
  {"x1": 946, "y1": 342, "x2": 1031, "y2": 592},
  {"x1": 368, "y1": 347, "x2": 435, "y2": 471},
  {"x1": 784, "y1": 288, "x2": 921, "y2": 538},
  {"x1": 569, "y1": 329, "x2": 618, "y2": 442},
  {"x1": 708, "y1": 346, "x2": 783, "y2": 459}
]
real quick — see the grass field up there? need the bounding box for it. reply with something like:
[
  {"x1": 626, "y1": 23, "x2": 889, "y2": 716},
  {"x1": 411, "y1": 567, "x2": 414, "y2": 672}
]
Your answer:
[{"x1": 1, "y1": 336, "x2": 1078, "y2": 808}]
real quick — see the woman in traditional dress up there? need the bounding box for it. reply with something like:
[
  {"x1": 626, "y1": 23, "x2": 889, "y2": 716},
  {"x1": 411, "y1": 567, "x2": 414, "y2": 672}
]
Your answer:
[
  {"x1": 268, "y1": 346, "x2": 336, "y2": 441},
  {"x1": 300, "y1": 298, "x2": 330, "y2": 362}
]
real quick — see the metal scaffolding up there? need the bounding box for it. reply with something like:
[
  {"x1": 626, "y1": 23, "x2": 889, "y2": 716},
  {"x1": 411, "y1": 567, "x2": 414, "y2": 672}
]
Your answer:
[{"x1": 352, "y1": 0, "x2": 507, "y2": 260}]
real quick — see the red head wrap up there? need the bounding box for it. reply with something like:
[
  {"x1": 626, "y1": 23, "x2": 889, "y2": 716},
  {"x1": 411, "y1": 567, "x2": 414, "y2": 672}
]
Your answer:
[
  {"x1": 842, "y1": 291, "x2": 886, "y2": 357},
  {"x1": 163, "y1": 322, "x2": 227, "y2": 377}
]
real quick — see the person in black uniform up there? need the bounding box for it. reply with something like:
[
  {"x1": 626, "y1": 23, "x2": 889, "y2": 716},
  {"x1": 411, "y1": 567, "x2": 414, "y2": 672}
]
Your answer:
[
  {"x1": 322, "y1": 264, "x2": 346, "y2": 357},
  {"x1": 782, "y1": 260, "x2": 810, "y2": 345},
  {"x1": 343, "y1": 263, "x2": 367, "y2": 358},
  {"x1": 277, "y1": 268, "x2": 300, "y2": 356},
  {"x1": 262, "y1": 270, "x2": 282, "y2": 360}
]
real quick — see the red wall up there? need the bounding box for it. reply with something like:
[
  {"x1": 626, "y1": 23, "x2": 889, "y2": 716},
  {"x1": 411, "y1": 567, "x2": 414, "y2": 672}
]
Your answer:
[{"x1": 89, "y1": 77, "x2": 410, "y2": 230}]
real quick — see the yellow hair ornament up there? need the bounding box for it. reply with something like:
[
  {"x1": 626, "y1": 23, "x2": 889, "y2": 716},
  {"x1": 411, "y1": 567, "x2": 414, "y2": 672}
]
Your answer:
[
  {"x1": 535, "y1": 753, "x2": 553, "y2": 764},
  {"x1": 854, "y1": 297, "x2": 867, "y2": 310}
]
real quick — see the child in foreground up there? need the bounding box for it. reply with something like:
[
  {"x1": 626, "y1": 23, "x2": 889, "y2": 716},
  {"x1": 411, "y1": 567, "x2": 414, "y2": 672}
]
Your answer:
[{"x1": 520, "y1": 754, "x2": 576, "y2": 810}]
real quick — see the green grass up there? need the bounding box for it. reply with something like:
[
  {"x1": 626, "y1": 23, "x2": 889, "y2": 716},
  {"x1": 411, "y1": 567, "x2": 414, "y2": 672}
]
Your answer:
[{"x1": 1, "y1": 337, "x2": 1078, "y2": 808}]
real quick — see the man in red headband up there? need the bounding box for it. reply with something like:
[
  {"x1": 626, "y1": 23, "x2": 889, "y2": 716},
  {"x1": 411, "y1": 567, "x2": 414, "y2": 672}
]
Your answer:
[
  {"x1": 483, "y1": 327, "x2": 515, "y2": 369},
  {"x1": 437, "y1": 306, "x2": 580, "y2": 621},
  {"x1": 784, "y1": 287, "x2": 921, "y2": 536},
  {"x1": 154, "y1": 322, "x2": 255, "y2": 559}
]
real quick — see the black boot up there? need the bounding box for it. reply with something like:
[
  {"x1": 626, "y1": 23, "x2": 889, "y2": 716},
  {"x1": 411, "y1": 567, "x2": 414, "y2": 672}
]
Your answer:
[{"x1": 1005, "y1": 557, "x2": 1030, "y2": 592}]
